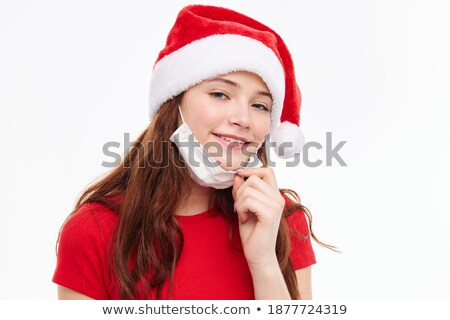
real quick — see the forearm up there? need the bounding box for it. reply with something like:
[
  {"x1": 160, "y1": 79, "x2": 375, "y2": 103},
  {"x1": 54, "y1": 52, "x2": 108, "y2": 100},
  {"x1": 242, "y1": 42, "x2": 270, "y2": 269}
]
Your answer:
[{"x1": 250, "y1": 262, "x2": 291, "y2": 300}]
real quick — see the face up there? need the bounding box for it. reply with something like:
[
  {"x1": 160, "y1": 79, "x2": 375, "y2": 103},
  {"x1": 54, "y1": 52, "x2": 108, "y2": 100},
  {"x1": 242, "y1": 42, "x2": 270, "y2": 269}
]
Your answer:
[{"x1": 179, "y1": 71, "x2": 272, "y2": 171}]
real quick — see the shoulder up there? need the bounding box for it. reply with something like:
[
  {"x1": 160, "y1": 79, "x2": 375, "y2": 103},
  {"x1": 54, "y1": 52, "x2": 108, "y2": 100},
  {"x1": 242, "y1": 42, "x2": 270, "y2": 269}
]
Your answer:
[
  {"x1": 280, "y1": 191, "x2": 317, "y2": 269},
  {"x1": 60, "y1": 200, "x2": 119, "y2": 246},
  {"x1": 54, "y1": 200, "x2": 120, "y2": 300},
  {"x1": 281, "y1": 192, "x2": 309, "y2": 236}
]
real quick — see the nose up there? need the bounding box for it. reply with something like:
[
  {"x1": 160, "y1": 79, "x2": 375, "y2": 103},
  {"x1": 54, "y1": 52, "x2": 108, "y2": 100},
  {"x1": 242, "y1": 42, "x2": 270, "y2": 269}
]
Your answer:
[{"x1": 228, "y1": 101, "x2": 252, "y2": 129}]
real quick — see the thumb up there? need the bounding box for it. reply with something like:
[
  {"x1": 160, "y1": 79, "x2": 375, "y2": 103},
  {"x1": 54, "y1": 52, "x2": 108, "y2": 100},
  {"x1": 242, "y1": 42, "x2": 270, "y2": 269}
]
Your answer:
[{"x1": 232, "y1": 173, "x2": 244, "y2": 201}]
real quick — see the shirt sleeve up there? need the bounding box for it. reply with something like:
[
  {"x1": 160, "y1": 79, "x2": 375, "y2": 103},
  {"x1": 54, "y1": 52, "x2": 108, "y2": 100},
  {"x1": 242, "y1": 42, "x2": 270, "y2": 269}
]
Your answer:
[
  {"x1": 283, "y1": 195, "x2": 317, "y2": 270},
  {"x1": 52, "y1": 204, "x2": 111, "y2": 299}
]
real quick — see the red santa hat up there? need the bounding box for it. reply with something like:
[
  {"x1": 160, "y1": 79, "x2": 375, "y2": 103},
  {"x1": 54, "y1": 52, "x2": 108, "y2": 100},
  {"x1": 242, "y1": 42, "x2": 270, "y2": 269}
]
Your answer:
[{"x1": 149, "y1": 4, "x2": 304, "y2": 158}]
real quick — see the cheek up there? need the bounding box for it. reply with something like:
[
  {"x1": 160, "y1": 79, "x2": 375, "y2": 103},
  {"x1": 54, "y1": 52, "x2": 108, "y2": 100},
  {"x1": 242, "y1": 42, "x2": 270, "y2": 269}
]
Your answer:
[
  {"x1": 255, "y1": 119, "x2": 271, "y2": 142},
  {"x1": 196, "y1": 105, "x2": 224, "y2": 127},
  {"x1": 188, "y1": 110, "x2": 222, "y2": 141}
]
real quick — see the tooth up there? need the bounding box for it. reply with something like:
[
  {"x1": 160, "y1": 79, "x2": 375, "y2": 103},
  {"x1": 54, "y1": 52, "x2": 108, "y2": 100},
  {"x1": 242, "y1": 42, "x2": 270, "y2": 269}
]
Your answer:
[{"x1": 220, "y1": 136, "x2": 244, "y2": 144}]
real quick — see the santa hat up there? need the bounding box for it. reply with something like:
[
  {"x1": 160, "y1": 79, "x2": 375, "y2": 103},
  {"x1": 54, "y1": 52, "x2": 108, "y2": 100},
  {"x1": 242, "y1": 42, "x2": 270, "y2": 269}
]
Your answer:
[{"x1": 149, "y1": 5, "x2": 304, "y2": 158}]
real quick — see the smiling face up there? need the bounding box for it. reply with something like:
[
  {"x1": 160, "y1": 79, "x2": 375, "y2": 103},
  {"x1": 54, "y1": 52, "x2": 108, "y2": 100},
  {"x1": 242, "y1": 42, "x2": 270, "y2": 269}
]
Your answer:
[{"x1": 179, "y1": 71, "x2": 272, "y2": 171}]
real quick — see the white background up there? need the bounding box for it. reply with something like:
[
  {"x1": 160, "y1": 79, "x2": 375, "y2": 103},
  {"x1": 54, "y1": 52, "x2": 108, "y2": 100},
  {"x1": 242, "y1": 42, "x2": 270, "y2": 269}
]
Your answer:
[{"x1": 1, "y1": 0, "x2": 449, "y2": 299}]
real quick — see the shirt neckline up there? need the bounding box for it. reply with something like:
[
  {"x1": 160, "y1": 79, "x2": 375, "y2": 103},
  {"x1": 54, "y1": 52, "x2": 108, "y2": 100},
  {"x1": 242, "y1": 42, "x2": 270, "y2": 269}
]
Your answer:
[{"x1": 174, "y1": 206, "x2": 219, "y2": 221}]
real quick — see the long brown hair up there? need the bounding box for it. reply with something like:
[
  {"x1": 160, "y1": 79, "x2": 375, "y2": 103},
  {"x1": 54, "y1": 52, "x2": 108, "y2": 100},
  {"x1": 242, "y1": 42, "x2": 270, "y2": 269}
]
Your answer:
[{"x1": 57, "y1": 94, "x2": 334, "y2": 299}]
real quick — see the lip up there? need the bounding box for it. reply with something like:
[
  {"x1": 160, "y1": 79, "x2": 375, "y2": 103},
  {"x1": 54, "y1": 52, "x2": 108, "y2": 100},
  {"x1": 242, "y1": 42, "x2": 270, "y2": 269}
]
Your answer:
[
  {"x1": 213, "y1": 133, "x2": 249, "y2": 143},
  {"x1": 212, "y1": 133, "x2": 250, "y2": 149}
]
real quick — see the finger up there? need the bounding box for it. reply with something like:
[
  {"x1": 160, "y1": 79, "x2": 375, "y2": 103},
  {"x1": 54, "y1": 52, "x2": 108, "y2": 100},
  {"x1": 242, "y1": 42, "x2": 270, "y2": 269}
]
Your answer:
[
  {"x1": 232, "y1": 174, "x2": 245, "y2": 202},
  {"x1": 236, "y1": 186, "x2": 281, "y2": 221},
  {"x1": 235, "y1": 185, "x2": 262, "y2": 223},
  {"x1": 237, "y1": 167, "x2": 278, "y2": 188},
  {"x1": 235, "y1": 189, "x2": 272, "y2": 224},
  {"x1": 235, "y1": 187, "x2": 281, "y2": 221},
  {"x1": 236, "y1": 175, "x2": 275, "y2": 201},
  {"x1": 237, "y1": 208, "x2": 251, "y2": 224}
]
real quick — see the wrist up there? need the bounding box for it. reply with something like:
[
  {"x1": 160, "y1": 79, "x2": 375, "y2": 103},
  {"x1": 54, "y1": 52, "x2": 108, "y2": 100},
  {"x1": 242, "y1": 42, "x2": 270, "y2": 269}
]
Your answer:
[
  {"x1": 248, "y1": 256, "x2": 280, "y2": 275},
  {"x1": 249, "y1": 259, "x2": 291, "y2": 300}
]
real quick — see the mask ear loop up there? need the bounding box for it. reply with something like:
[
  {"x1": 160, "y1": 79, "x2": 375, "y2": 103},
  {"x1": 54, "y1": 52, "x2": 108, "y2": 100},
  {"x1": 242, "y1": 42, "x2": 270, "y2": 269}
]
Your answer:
[{"x1": 178, "y1": 105, "x2": 187, "y2": 124}]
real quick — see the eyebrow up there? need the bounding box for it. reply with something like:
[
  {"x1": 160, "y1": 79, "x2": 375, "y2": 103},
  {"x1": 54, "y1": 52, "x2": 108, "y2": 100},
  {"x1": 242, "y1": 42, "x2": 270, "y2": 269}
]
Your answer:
[{"x1": 206, "y1": 77, "x2": 273, "y2": 101}]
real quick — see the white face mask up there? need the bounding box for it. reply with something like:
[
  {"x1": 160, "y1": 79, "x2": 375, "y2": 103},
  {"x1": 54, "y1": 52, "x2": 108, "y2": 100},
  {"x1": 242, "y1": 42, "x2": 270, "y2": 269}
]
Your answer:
[{"x1": 169, "y1": 106, "x2": 263, "y2": 189}]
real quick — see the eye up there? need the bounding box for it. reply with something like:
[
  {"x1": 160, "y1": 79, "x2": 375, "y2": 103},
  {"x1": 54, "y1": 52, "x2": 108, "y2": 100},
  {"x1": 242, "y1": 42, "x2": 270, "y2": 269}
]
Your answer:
[
  {"x1": 252, "y1": 103, "x2": 270, "y2": 112},
  {"x1": 209, "y1": 91, "x2": 229, "y2": 100}
]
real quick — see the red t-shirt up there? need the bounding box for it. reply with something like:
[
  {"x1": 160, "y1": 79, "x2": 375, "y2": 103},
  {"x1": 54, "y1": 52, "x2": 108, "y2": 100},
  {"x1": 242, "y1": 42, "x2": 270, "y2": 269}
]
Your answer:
[{"x1": 52, "y1": 195, "x2": 316, "y2": 299}]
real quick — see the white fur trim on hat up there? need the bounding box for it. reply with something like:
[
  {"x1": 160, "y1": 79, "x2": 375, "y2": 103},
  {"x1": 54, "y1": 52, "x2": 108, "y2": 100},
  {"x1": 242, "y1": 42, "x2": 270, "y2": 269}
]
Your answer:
[
  {"x1": 149, "y1": 34, "x2": 285, "y2": 132},
  {"x1": 271, "y1": 121, "x2": 305, "y2": 158}
]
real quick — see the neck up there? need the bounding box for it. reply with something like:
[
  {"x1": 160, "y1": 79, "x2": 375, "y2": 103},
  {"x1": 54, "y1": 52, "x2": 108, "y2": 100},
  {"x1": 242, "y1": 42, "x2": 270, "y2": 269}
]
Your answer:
[{"x1": 175, "y1": 179, "x2": 216, "y2": 216}]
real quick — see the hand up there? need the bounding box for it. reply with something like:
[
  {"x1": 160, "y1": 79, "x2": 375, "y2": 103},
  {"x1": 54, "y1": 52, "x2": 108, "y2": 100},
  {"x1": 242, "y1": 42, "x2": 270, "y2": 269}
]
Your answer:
[{"x1": 232, "y1": 167, "x2": 286, "y2": 270}]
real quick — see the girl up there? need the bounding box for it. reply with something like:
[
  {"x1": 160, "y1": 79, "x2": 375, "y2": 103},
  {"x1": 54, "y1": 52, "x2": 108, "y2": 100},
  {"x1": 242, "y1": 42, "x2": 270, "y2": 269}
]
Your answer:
[{"x1": 53, "y1": 4, "x2": 328, "y2": 300}]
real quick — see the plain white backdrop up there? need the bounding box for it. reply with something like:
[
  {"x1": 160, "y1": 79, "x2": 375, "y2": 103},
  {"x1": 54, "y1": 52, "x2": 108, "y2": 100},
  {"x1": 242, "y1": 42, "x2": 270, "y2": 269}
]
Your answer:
[{"x1": 1, "y1": 0, "x2": 449, "y2": 299}]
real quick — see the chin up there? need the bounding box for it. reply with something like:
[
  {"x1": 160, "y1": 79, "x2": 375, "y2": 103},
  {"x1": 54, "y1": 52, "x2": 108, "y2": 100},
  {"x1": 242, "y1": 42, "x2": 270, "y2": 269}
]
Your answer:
[
  {"x1": 217, "y1": 157, "x2": 251, "y2": 171},
  {"x1": 219, "y1": 164, "x2": 240, "y2": 171}
]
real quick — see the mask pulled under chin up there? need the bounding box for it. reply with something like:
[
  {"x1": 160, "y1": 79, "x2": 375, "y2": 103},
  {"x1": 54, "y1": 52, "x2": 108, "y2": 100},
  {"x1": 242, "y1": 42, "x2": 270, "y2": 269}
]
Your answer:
[{"x1": 169, "y1": 106, "x2": 263, "y2": 189}]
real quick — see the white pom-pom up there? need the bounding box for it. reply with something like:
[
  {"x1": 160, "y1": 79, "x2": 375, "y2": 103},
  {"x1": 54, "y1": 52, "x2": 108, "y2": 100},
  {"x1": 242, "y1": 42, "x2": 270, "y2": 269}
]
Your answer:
[{"x1": 270, "y1": 122, "x2": 304, "y2": 159}]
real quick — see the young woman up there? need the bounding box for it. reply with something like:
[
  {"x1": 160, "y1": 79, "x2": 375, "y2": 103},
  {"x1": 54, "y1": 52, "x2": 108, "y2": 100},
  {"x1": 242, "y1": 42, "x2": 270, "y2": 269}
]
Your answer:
[{"x1": 53, "y1": 4, "x2": 328, "y2": 300}]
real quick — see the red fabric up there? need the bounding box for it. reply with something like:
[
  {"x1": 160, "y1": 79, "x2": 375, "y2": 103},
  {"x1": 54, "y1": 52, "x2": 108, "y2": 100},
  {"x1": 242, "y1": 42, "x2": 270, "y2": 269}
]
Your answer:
[{"x1": 52, "y1": 196, "x2": 315, "y2": 300}]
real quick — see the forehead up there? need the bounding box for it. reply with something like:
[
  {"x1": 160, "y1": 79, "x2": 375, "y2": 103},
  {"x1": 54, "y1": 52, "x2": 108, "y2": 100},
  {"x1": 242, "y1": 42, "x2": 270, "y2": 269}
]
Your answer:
[{"x1": 195, "y1": 71, "x2": 271, "y2": 93}]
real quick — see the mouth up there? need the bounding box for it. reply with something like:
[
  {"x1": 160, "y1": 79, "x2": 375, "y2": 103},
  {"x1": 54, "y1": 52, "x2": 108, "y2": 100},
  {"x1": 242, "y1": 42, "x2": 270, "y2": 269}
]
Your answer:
[{"x1": 212, "y1": 133, "x2": 251, "y2": 148}]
